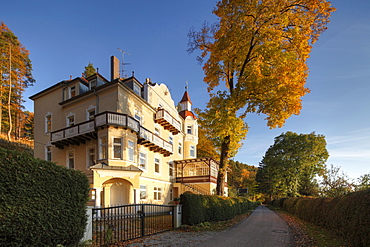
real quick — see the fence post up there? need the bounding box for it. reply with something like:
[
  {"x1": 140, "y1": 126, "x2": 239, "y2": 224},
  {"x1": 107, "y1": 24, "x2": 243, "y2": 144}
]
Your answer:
[
  {"x1": 81, "y1": 206, "x2": 94, "y2": 243},
  {"x1": 174, "y1": 205, "x2": 182, "y2": 228}
]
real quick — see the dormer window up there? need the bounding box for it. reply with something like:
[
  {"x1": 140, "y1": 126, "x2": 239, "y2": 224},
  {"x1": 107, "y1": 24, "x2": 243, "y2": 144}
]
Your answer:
[
  {"x1": 90, "y1": 79, "x2": 96, "y2": 90},
  {"x1": 133, "y1": 83, "x2": 141, "y2": 96},
  {"x1": 69, "y1": 86, "x2": 76, "y2": 98}
]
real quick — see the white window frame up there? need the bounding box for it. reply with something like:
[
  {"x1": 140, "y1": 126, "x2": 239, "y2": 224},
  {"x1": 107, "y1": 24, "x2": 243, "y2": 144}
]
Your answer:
[
  {"x1": 45, "y1": 113, "x2": 52, "y2": 133},
  {"x1": 99, "y1": 136, "x2": 107, "y2": 160},
  {"x1": 154, "y1": 187, "x2": 162, "y2": 201},
  {"x1": 187, "y1": 125, "x2": 192, "y2": 134},
  {"x1": 190, "y1": 145, "x2": 195, "y2": 157},
  {"x1": 169, "y1": 161, "x2": 174, "y2": 177},
  {"x1": 139, "y1": 152, "x2": 147, "y2": 171},
  {"x1": 45, "y1": 146, "x2": 52, "y2": 161},
  {"x1": 154, "y1": 157, "x2": 160, "y2": 174},
  {"x1": 67, "y1": 150, "x2": 75, "y2": 169},
  {"x1": 134, "y1": 109, "x2": 142, "y2": 124},
  {"x1": 113, "y1": 137, "x2": 123, "y2": 159},
  {"x1": 133, "y1": 83, "x2": 141, "y2": 96},
  {"x1": 69, "y1": 85, "x2": 76, "y2": 98},
  {"x1": 66, "y1": 112, "x2": 75, "y2": 127},
  {"x1": 169, "y1": 134, "x2": 173, "y2": 144},
  {"x1": 140, "y1": 185, "x2": 147, "y2": 200},
  {"x1": 178, "y1": 142, "x2": 182, "y2": 155},
  {"x1": 128, "y1": 140, "x2": 134, "y2": 161},
  {"x1": 86, "y1": 105, "x2": 96, "y2": 121},
  {"x1": 86, "y1": 146, "x2": 95, "y2": 168}
]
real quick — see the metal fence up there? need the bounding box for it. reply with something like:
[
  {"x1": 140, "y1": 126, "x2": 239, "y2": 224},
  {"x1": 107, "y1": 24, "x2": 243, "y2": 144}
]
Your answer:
[{"x1": 92, "y1": 204, "x2": 175, "y2": 246}]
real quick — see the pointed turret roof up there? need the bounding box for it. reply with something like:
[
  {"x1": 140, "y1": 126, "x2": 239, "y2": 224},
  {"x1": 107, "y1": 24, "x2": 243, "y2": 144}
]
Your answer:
[{"x1": 180, "y1": 91, "x2": 192, "y2": 105}]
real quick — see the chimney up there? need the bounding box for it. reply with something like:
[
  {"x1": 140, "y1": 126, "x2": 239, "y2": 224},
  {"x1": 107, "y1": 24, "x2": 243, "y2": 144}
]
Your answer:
[{"x1": 110, "y1": 56, "x2": 120, "y2": 81}]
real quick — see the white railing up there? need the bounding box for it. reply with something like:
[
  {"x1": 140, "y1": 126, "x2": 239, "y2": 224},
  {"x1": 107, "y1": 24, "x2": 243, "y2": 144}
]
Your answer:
[
  {"x1": 155, "y1": 109, "x2": 181, "y2": 133},
  {"x1": 51, "y1": 112, "x2": 173, "y2": 155}
]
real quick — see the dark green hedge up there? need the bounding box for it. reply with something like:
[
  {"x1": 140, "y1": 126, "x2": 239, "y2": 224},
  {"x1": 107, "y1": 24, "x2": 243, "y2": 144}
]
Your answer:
[
  {"x1": 272, "y1": 190, "x2": 370, "y2": 247},
  {"x1": 180, "y1": 193, "x2": 258, "y2": 225},
  {"x1": 0, "y1": 148, "x2": 90, "y2": 246}
]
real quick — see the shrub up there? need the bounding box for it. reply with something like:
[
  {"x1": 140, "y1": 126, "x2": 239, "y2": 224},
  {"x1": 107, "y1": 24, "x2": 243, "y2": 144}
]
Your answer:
[
  {"x1": 0, "y1": 148, "x2": 90, "y2": 246},
  {"x1": 181, "y1": 194, "x2": 258, "y2": 225},
  {"x1": 280, "y1": 190, "x2": 370, "y2": 247}
]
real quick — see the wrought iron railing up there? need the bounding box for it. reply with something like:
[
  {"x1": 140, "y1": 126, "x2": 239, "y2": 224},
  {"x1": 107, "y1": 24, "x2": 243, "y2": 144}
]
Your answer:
[{"x1": 92, "y1": 204, "x2": 174, "y2": 246}]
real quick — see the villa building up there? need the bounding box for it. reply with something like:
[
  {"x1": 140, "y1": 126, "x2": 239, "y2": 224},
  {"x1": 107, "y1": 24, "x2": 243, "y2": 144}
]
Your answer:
[{"x1": 30, "y1": 56, "x2": 225, "y2": 207}]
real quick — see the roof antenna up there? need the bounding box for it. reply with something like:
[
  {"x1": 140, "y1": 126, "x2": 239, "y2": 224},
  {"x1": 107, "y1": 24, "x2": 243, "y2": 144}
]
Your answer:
[{"x1": 117, "y1": 48, "x2": 131, "y2": 78}]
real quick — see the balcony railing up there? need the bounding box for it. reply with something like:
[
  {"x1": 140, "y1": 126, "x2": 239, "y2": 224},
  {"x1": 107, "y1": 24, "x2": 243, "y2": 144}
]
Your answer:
[
  {"x1": 155, "y1": 109, "x2": 181, "y2": 135},
  {"x1": 51, "y1": 112, "x2": 172, "y2": 156}
]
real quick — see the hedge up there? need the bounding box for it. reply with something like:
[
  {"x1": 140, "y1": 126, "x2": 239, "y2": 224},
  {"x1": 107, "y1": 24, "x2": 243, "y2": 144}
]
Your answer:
[
  {"x1": 0, "y1": 148, "x2": 90, "y2": 246},
  {"x1": 180, "y1": 193, "x2": 258, "y2": 225},
  {"x1": 272, "y1": 190, "x2": 370, "y2": 247}
]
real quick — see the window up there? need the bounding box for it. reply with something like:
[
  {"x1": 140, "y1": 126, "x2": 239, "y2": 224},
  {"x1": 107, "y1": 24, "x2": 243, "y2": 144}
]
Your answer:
[
  {"x1": 113, "y1": 138, "x2": 122, "y2": 159},
  {"x1": 140, "y1": 185, "x2": 147, "y2": 200},
  {"x1": 128, "y1": 140, "x2": 134, "y2": 161},
  {"x1": 99, "y1": 136, "x2": 107, "y2": 159},
  {"x1": 87, "y1": 147, "x2": 95, "y2": 167},
  {"x1": 67, "y1": 114, "x2": 75, "y2": 127},
  {"x1": 46, "y1": 146, "x2": 52, "y2": 161},
  {"x1": 134, "y1": 110, "x2": 142, "y2": 124},
  {"x1": 90, "y1": 79, "x2": 96, "y2": 89},
  {"x1": 87, "y1": 107, "x2": 96, "y2": 120},
  {"x1": 155, "y1": 158, "x2": 160, "y2": 174},
  {"x1": 169, "y1": 135, "x2": 173, "y2": 144},
  {"x1": 67, "y1": 150, "x2": 74, "y2": 169},
  {"x1": 190, "y1": 145, "x2": 195, "y2": 157},
  {"x1": 45, "y1": 114, "x2": 52, "y2": 133},
  {"x1": 70, "y1": 86, "x2": 76, "y2": 98},
  {"x1": 133, "y1": 83, "x2": 141, "y2": 96},
  {"x1": 178, "y1": 142, "x2": 182, "y2": 154},
  {"x1": 139, "y1": 152, "x2": 147, "y2": 170},
  {"x1": 187, "y1": 125, "x2": 192, "y2": 134},
  {"x1": 154, "y1": 187, "x2": 162, "y2": 201},
  {"x1": 169, "y1": 162, "x2": 174, "y2": 177},
  {"x1": 154, "y1": 127, "x2": 160, "y2": 136}
]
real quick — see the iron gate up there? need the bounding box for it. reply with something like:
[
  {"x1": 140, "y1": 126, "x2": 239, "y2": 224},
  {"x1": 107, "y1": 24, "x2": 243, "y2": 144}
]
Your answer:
[{"x1": 92, "y1": 204, "x2": 175, "y2": 246}]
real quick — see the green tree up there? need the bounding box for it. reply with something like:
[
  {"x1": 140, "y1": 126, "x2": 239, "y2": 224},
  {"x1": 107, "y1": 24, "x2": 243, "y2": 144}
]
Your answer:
[
  {"x1": 188, "y1": 0, "x2": 335, "y2": 195},
  {"x1": 0, "y1": 22, "x2": 34, "y2": 140},
  {"x1": 83, "y1": 62, "x2": 96, "y2": 78},
  {"x1": 257, "y1": 131, "x2": 329, "y2": 198},
  {"x1": 355, "y1": 173, "x2": 370, "y2": 191},
  {"x1": 320, "y1": 164, "x2": 354, "y2": 197}
]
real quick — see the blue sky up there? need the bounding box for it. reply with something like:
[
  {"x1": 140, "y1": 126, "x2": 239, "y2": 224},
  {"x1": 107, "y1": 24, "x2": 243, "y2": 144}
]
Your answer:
[{"x1": 2, "y1": 0, "x2": 369, "y2": 179}]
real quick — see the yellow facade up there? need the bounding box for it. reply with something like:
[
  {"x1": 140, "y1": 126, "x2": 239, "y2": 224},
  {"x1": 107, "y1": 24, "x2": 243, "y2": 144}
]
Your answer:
[{"x1": 31, "y1": 56, "x2": 222, "y2": 207}]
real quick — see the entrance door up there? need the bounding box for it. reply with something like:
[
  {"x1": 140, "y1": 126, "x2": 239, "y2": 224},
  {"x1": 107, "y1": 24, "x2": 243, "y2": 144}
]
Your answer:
[{"x1": 110, "y1": 183, "x2": 128, "y2": 206}]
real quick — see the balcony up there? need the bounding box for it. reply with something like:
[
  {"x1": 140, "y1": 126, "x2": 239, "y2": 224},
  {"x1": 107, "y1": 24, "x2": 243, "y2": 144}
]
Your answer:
[
  {"x1": 155, "y1": 108, "x2": 181, "y2": 135},
  {"x1": 51, "y1": 112, "x2": 172, "y2": 156},
  {"x1": 51, "y1": 120, "x2": 96, "y2": 148}
]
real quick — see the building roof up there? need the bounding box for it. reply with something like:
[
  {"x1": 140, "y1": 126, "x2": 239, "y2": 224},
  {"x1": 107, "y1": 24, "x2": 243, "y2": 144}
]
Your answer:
[
  {"x1": 180, "y1": 91, "x2": 192, "y2": 104},
  {"x1": 179, "y1": 110, "x2": 197, "y2": 120}
]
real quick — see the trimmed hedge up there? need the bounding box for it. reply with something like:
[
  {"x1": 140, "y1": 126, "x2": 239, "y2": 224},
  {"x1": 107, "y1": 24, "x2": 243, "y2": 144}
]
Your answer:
[
  {"x1": 0, "y1": 148, "x2": 90, "y2": 246},
  {"x1": 180, "y1": 193, "x2": 258, "y2": 225},
  {"x1": 272, "y1": 190, "x2": 370, "y2": 246}
]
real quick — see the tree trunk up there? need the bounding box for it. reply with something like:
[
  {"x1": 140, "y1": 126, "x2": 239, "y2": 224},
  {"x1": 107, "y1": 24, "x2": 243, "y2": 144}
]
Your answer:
[
  {"x1": 216, "y1": 135, "x2": 231, "y2": 196},
  {"x1": 7, "y1": 45, "x2": 12, "y2": 141}
]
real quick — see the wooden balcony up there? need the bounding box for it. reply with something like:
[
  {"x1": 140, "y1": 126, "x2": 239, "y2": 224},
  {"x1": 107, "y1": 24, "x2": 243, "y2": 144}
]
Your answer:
[
  {"x1": 51, "y1": 120, "x2": 97, "y2": 148},
  {"x1": 174, "y1": 158, "x2": 219, "y2": 184},
  {"x1": 51, "y1": 112, "x2": 173, "y2": 156},
  {"x1": 155, "y1": 108, "x2": 181, "y2": 135}
]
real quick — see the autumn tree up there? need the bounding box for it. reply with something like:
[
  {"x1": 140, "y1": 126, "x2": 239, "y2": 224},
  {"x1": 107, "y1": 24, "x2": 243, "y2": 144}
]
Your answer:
[
  {"x1": 0, "y1": 22, "x2": 34, "y2": 140},
  {"x1": 188, "y1": 0, "x2": 335, "y2": 195},
  {"x1": 257, "y1": 132, "x2": 329, "y2": 198},
  {"x1": 228, "y1": 160, "x2": 258, "y2": 198},
  {"x1": 83, "y1": 62, "x2": 96, "y2": 78},
  {"x1": 355, "y1": 173, "x2": 370, "y2": 191}
]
